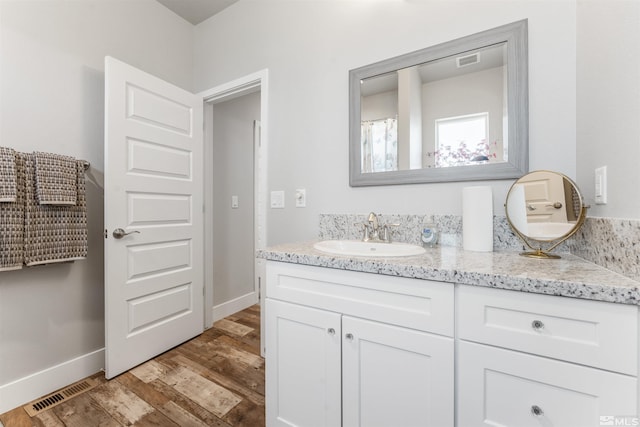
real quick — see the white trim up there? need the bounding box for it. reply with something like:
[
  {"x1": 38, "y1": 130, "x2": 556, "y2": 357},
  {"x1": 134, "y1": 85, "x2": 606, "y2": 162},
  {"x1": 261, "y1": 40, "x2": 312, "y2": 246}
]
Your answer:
[
  {"x1": 200, "y1": 69, "x2": 268, "y2": 334},
  {"x1": 0, "y1": 348, "x2": 104, "y2": 414},
  {"x1": 198, "y1": 69, "x2": 265, "y2": 102},
  {"x1": 212, "y1": 291, "x2": 259, "y2": 323}
]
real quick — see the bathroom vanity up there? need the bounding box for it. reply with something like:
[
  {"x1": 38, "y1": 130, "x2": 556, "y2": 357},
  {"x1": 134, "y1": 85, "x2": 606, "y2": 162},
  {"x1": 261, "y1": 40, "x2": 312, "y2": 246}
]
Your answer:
[{"x1": 258, "y1": 242, "x2": 640, "y2": 427}]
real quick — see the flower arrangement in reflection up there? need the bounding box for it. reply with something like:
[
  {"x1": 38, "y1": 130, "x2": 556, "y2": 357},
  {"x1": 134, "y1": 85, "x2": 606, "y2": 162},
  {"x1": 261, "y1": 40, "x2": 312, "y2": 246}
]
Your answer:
[{"x1": 427, "y1": 139, "x2": 498, "y2": 167}]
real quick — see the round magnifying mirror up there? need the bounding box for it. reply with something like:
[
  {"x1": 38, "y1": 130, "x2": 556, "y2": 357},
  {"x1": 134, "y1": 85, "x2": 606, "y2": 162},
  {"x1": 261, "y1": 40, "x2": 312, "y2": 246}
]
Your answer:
[{"x1": 505, "y1": 170, "x2": 588, "y2": 259}]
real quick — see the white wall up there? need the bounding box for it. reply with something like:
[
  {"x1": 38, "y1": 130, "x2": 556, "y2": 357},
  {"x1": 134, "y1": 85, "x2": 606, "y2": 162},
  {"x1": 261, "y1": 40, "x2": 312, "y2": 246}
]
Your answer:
[
  {"x1": 0, "y1": 0, "x2": 193, "y2": 411},
  {"x1": 576, "y1": 0, "x2": 640, "y2": 218},
  {"x1": 1, "y1": 0, "x2": 636, "y2": 414},
  {"x1": 361, "y1": 90, "x2": 398, "y2": 121},
  {"x1": 211, "y1": 92, "x2": 260, "y2": 305},
  {"x1": 194, "y1": 0, "x2": 577, "y2": 245}
]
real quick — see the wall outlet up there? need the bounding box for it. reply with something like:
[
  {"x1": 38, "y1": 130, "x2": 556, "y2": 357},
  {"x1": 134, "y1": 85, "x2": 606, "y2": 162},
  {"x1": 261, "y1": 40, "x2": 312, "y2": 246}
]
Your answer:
[
  {"x1": 270, "y1": 190, "x2": 285, "y2": 209},
  {"x1": 295, "y1": 189, "x2": 306, "y2": 208},
  {"x1": 595, "y1": 166, "x2": 607, "y2": 205}
]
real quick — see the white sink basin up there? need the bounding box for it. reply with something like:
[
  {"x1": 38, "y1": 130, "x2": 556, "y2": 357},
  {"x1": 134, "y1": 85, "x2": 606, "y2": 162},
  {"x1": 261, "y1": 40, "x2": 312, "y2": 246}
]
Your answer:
[{"x1": 313, "y1": 240, "x2": 426, "y2": 257}]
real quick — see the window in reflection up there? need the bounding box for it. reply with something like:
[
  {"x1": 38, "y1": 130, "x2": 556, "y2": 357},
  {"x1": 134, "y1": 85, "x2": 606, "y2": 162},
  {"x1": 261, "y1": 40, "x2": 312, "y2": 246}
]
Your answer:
[{"x1": 433, "y1": 113, "x2": 494, "y2": 167}]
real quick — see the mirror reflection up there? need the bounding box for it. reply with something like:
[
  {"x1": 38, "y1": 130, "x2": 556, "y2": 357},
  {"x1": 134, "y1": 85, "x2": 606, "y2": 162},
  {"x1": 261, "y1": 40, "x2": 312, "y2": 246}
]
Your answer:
[
  {"x1": 505, "y1": 170, "x2": 587, "y2": 259},
  {"x1": 349, "y1": 19, "x2": 528, "y2": 186},
  {"x1": 361, "y1": 43, "x2": 507, "y2": 173}
]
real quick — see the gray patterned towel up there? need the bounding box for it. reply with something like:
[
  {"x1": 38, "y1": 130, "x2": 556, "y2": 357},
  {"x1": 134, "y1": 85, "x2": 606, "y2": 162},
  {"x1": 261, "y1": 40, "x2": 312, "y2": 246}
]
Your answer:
[
  {"x1": 0, "y1": 153, "x2": 24, "y2": 271},
  {"x1": 23, "y1": 154, "x2": 87, "y2": 266},
  {"x1": 0, "y1": 146, "x2": 17, "y2": 202},
  {"x1": 34, "y1": 151, "x2": 77, "y2": 205}
]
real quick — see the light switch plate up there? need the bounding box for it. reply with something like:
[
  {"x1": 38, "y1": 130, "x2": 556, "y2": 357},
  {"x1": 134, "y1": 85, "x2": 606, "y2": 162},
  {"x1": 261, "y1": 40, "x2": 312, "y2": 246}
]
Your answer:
[
  {"x1": 231, "y1": 195, "x2": 239, "y2": 209},
  {"x1": 295, "y1": 189, "x2": 306, "y2": 208},
  {"x1": 270, "y1": 190, "x2": 285, "y2": 209},
  {"x1": 595, "y1": 166, "x2": 607, "y2": 205}
]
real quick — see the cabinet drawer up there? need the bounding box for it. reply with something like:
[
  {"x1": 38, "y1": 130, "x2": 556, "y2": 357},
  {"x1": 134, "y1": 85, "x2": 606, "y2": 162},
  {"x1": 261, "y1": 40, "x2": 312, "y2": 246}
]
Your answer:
[
  {"x1": 266, "y1": 261, "x2": 454, "y2": 336},
  {"x1": 458, "y1": 341, "x2": 637, "y2": 427},
  {"x1": 457, "y1": 285, "x2": 638, "y2": 375}
]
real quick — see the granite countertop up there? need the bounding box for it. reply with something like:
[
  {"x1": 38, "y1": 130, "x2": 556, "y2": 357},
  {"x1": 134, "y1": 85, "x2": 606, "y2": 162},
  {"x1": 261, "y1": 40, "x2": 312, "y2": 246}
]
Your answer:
[{"x1": 257, "y1": 241, "x2": 640, "y2": 306}]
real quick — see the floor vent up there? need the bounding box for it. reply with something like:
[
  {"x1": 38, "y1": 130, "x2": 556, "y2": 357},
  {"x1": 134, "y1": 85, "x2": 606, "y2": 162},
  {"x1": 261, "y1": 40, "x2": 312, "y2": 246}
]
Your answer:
[{"x1": 23, "y1": 378, "x2": 98, "y2": 417}]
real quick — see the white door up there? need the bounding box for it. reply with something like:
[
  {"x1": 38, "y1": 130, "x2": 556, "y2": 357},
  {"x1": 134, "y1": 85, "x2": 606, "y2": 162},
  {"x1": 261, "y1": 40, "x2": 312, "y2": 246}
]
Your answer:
[
  {"x1": 104, "y1": 56, "x2": 203, "y2": 378},
  {"x1": 519, "y1": 171, "x2": 568, "y2": 223},
  {"x1": 265, "y1": 299, "x2": 342, "y2": 427},
  {"x1": 342, "y1": 316, "x2": 454, "y2": 427}
]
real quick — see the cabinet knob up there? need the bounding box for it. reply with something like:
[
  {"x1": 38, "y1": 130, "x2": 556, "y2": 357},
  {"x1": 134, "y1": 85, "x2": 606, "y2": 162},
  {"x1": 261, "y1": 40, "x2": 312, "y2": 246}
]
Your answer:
[
  {"x1": 531, "y1": 320, "x2": 544, "y2": 331},
  {"x1": 345, "y1": 333, "x2": 354, "y2": 341},
  {"x1": 531, "y1": 405, "x2": 544, "y2": 416},
  {"x1": 327, "y1": 328, "x2": 335, "y2": 336}
]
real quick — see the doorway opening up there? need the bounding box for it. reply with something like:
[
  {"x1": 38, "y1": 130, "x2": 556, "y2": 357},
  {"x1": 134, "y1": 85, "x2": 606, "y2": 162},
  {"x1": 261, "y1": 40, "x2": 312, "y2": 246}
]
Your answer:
[{"x1": 200, "y1": 70, "x2": 268, "y2": 355}]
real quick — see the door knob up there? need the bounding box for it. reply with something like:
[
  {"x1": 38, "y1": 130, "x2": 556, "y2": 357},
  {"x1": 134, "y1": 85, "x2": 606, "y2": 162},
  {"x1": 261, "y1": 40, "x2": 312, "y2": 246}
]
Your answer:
[
  {"x1": 546, "y1": 202, "x2": 563, "y2": 209},
  {"x1": 112, "y1": 228, "x2": 140, "y2": 239}
]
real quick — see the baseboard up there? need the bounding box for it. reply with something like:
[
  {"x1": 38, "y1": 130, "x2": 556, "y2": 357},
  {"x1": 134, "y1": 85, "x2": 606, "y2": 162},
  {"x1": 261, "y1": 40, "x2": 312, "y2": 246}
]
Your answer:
[
  {"x1": 0, "y1": 348, "x2": 104, "y2": 414},
  {"x1": 211, "y1": 291, "x2": 258, "y2": 324}
]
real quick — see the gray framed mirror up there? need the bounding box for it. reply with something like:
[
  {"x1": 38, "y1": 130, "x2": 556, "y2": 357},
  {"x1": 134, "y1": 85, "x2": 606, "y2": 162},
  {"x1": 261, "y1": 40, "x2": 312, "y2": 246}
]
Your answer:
[
  {"x1": 349, "y1": 20, "x2": 528, "y2": 186},
  {"x1": 505, "y1": 170, "x2": 588, "y2": 259}
]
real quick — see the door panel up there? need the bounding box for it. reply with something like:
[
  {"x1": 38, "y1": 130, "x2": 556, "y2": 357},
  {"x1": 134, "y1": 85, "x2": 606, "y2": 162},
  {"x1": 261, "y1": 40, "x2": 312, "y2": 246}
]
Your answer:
[
  {"x1": 127, "y1": 192, "x2": 192, "y2": 225},
  {"x1": 105, "y1": 56, "x2": 203, "y2": 378},
  {"x1": 128, "y1": 139, "x2": 192, "y2": 179},
  {"x1": 126, "y1": 84, "x2": 193, "y2": 134}
]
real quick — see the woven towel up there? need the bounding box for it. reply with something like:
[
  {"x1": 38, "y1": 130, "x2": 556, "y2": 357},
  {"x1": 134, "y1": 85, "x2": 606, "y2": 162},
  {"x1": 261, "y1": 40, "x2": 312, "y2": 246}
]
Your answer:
[
  {"x1": 0, "y1": 153, "x2": 24, "y2": 271},
  {"x1": 0, "y1": 147, "x2": 17, "y2": 202},
  {"x1": 34, "y1": 151, "x2": 77, "y2": 205},
  {"x1": 23, "y1": 154, "x2": 87, "y2": 266}
]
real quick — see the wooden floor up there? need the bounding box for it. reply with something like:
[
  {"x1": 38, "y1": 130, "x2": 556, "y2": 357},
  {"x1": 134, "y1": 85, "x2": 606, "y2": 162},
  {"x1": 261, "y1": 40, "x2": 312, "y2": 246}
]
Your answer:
[{"x1": 0, "y1": 305, "x2": 264, "y2": 427}]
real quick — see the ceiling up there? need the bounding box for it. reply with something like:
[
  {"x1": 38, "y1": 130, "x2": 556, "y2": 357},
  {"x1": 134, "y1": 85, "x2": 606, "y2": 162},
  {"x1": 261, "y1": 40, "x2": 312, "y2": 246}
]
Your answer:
[
  {"x1": 156, "y1": 0, "x2": 239, "y2": 25},
  {"x1": 361, "y1": 43, "x2": 506, "y2": 97}
]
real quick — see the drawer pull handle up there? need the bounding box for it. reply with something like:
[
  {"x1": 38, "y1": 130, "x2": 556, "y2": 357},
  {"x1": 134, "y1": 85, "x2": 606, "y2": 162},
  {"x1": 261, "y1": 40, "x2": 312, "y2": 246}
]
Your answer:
[
  {"x1": 531, "y1": 405, "x2": 544, "y2": 416},
  {"x1": 327, "y1": 328, "x2": 335, "y2": 336},
  {"x1": 345, "y1": 333, "x2": 354, "y2": 341},
  {"x1": 531, "y1": 320, "x2": 545, "y2": 331}
]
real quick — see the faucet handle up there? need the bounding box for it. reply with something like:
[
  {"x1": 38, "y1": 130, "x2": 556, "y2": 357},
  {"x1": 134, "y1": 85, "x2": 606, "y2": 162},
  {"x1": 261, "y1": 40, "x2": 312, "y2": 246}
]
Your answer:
[
  {"x1": 355, "y1": 222, "x2": 371, "y2": 241},
  {"x1": 380, "y1": 223, "x2": 400, "y2": 243}
]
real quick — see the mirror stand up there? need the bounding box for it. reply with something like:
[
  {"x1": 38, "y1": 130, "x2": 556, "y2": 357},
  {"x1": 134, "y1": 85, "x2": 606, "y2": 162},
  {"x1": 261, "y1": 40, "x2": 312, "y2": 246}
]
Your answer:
[{"x1": 507, "y1": 206, "x2": 588, "y2": 259}]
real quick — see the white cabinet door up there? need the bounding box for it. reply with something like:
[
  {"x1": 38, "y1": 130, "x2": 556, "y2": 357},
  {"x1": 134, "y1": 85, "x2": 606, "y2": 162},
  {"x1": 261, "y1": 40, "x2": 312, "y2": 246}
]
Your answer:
[
  {"x1": 265, "y1": 299, "x2": 342, "y2": 427},
  {"x1": 342, "y1": 316, "x2": 454, "y2": 427},
  {"x1": 458, "y1": 341, "x2": 637, "y2": 427}
]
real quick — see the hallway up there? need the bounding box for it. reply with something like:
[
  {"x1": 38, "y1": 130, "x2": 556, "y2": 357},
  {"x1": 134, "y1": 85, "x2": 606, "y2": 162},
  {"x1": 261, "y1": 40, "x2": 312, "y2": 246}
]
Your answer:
[{"x1": 0, "y1": 305, "x2": 264, "y2": 427}]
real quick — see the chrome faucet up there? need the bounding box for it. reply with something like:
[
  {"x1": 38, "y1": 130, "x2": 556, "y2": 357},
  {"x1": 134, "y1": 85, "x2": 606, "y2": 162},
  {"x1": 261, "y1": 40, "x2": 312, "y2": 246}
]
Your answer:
[
  {"x1": 361, "y1": 212, "x2": 398, "y2": 243},
  {"x1": 367, "y1": 212, "x2": 380, "y2": 241}
]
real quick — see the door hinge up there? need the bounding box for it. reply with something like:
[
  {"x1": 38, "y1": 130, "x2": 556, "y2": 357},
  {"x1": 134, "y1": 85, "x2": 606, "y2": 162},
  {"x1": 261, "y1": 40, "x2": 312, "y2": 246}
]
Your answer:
[
  {"x1": 104, "y1": 229, "x2": 108, "y2": 239},
  {"x1": 258, "y1": 276, "x2": 262, "y2": 300}
]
